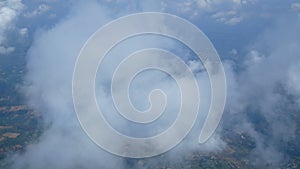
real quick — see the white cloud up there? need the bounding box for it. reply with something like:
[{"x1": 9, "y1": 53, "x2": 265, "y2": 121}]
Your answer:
[
  {"x1": 225, "y1": 15, "x2": 243, "y2": 25},
  {"x1": 164, "y1": 0, "x2": 249, "y2": 24},
  {"x1": 212, "y1": 10, "x2": 243, "y2": 25},
  {"x1": 287, "y1": 62, "x2": 300, "y2": 105},
  {"x1": 196, "y1": 0, "x2": 242, "y2": 10},
  {"x1": 232, "y1": 0, "x2": 241, "y2": 5},
  {"x1": 197, "y1": 0, "x2": 213, "y2": 10},
  {"x1": 19, "y1": 27, "x2": 28, "y2": 36},
  {"x1": 167, "y1": 0, "x2": 266, "y2": 25},
  {"x1": 10, "y1": 2, "x2": 122, "y2": 168},
  {"x1": 9, "y1": 1, "x2": 224, "y2": 168},
  {"x1": 0, "y1": 0, "x2": 23, "y2": 30},
  {"x1": 0, "y1": 0, "x2": 23, "y2": 54},
  {"x1": 4, "y1": 0, "x2": 300, "y2": 168},
  {"x1": 287, "y1": 62, "x2": 300, "y2": 93},
  {"x1": 244, "y1": 50, "x2": 265, "y2": 65},
  {"x1": 24, "y1": 4, "x2": 50, "y2": 18},
  {"x1": 230, "y1": 48, "x2": 238, "y2": 56},
  {"x1": 0, "y1": 46, "x2": 14, "y2": 54},
  {"x1": 291, "y1": 2, "x2": 300, "y2": 11},
  {"x1": 226, "y1": 16, "x2": 300, "y2": 166}
]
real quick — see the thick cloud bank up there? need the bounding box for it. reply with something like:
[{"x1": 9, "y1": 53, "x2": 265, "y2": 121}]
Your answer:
[{"x1": 10, "y1": 1, "x2": 219, "y2": 169}]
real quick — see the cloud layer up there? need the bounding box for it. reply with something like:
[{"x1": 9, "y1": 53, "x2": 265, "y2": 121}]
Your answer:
[{"x1": 3, "y1": 0, "x2": 300, "y2": 168}]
